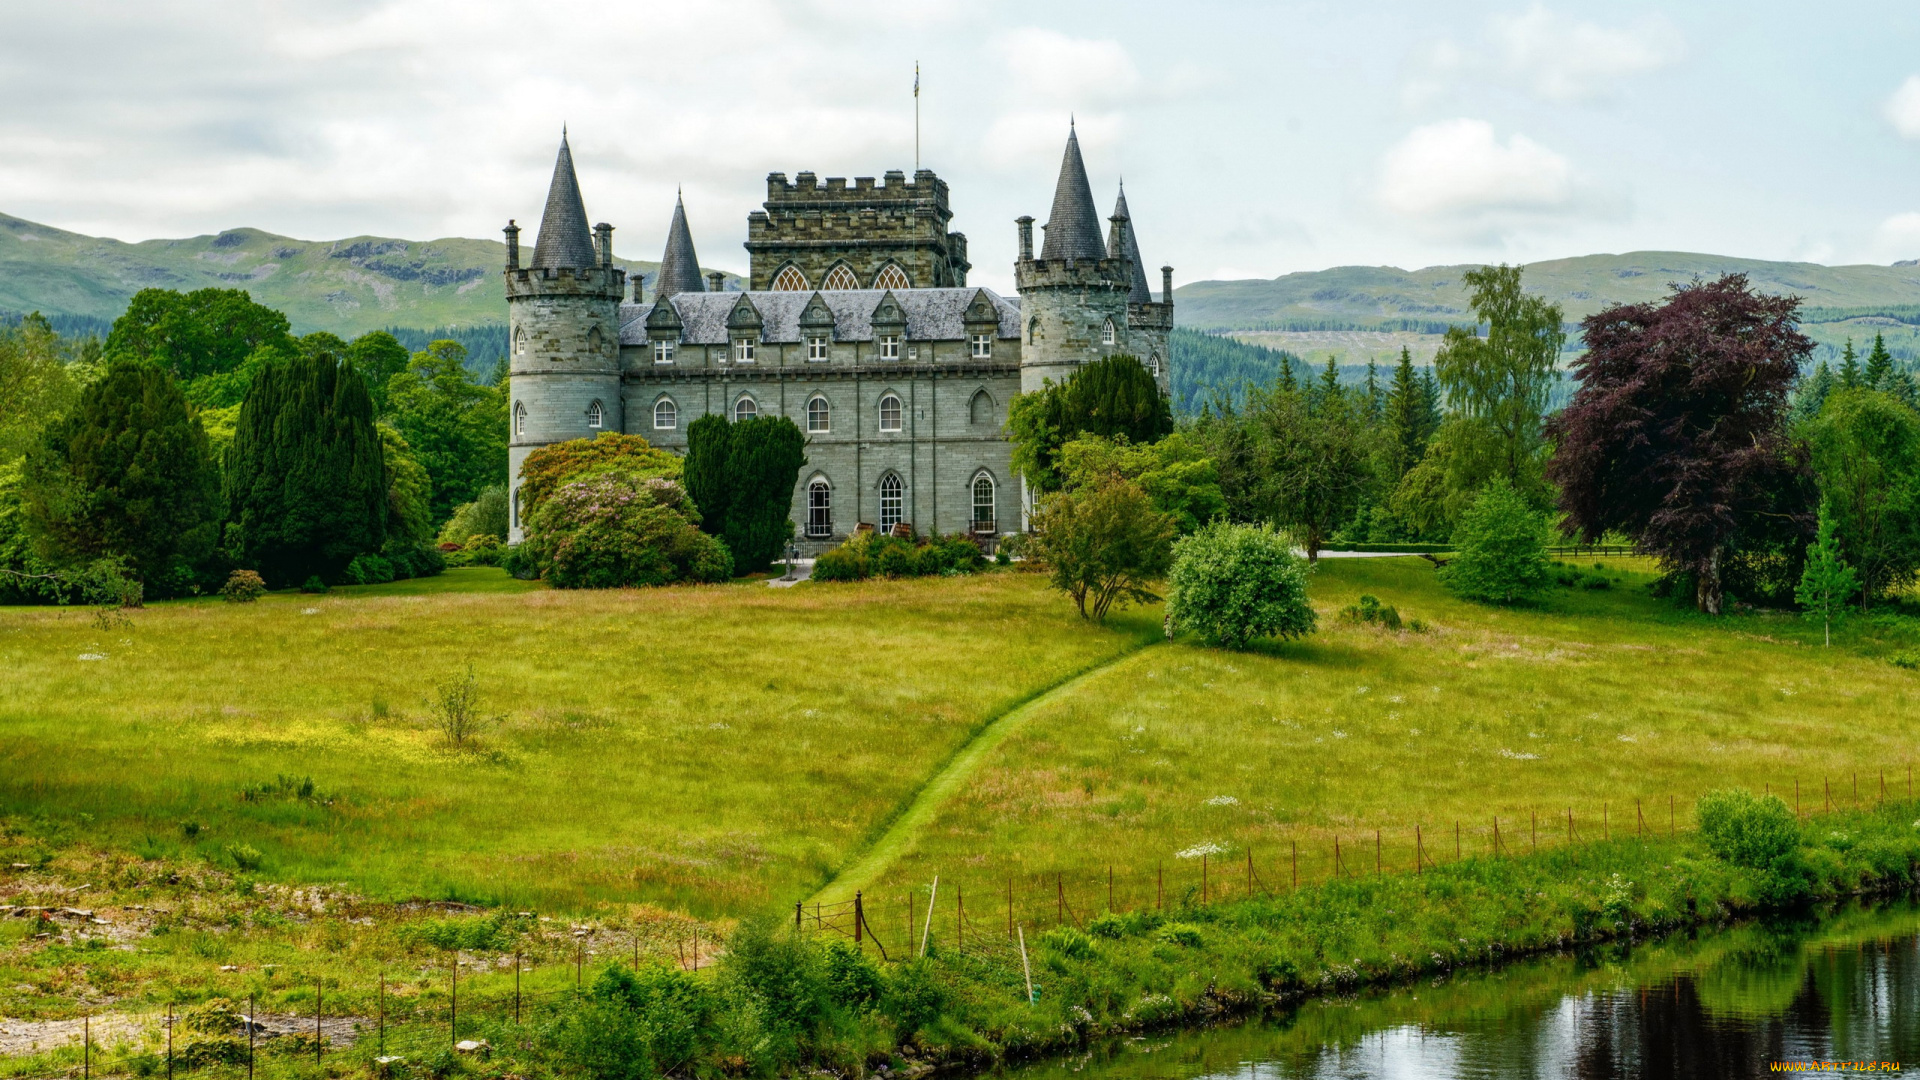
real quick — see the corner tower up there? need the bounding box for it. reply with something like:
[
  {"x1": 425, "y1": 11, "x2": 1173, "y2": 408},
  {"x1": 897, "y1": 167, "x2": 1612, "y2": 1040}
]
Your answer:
[
  {"x1": 1110, "y1": 183, "x2": 1173, "y2": 395},
  {"x1": 504, "y1": 133, "x2": 625, "y2": 541},
  {"x1": 1014, "y1": 125, "x2": 1133, "y2": 393}
]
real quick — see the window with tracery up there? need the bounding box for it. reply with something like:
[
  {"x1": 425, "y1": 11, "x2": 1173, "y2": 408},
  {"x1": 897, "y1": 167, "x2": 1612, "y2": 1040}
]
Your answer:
[
  {"x1": 879, "y1": 473, "x2": 903, "y2": 530},
  {"x1": 823, "y1": 264, "x2": 860, "y2": 291},
  {"x1": 807, "y1": 480, "x2": 832, "y2": 537},
  {"x1": 971, "y1": 474, "x2": 996, "y2": 534},
  {"x1": 872, "y1": 264, "x2": 911, "y2": 291},
  {"x1": 586, "y1": 400, "x2": 603, "y2": 429},
  {"x1": 1102, "y1": 319, "x2": 1117, "y2": 346},
  {"x1": 770, "y1": 265, "x2": 809, "y2": 291}
]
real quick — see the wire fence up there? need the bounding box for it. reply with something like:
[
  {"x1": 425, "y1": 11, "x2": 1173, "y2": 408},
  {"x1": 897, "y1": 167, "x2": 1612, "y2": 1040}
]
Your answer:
[{"x1": 38, "y1": 765, "x2": 1919, "y2": 1078}]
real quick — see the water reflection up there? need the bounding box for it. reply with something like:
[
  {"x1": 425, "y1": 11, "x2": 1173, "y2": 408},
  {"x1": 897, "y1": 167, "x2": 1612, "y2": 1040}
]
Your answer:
[{"x1": 1005, "y1": 901, "x2": 1920, "y2": 1080}]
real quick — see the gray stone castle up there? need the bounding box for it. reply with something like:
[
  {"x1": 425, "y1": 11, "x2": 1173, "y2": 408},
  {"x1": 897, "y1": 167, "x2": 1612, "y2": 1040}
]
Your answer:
[{"x1": 502, "y1": 125, "x2": 1172, "y2": 549}]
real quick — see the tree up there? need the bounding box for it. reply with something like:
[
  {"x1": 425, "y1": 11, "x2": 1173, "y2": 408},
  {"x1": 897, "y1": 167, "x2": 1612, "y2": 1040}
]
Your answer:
[
  {"x1": 378, "y1": 424, "x2": 435, "y2": 546},
  {"x1": 683, "y1": 414, "x2": 734, "y2": 535},
  {"x1": 0, "y1": 314, "x2": 79, "y2": 464},
  {"x1": 103, "y1": 288, "x2": 294, "y2": 383},
  {"x1": 1056, "y1": 432, "x2": 1225, "y2": 534},
  {"x1": 522, "y1": 475, "x2": 732, "y2": 588},
  {"x1": 1442, "y1": 478, "x2": 1552, "y2": 604},
  {"x1": 1383, "y1": 347, "x2": 1427, "y2": 484},
  {"x1": 1432, "y1": 265, "x2": 1564, "y2": 494},
  {"x1": 1165, "y1": 521, "x2": 1315, "y2": 649},
  {"x1": 1794, "y1": 360, "x2": 1836, "y2": 423},
  {"x1": 1029, "y1": 478, "x2": 1175, "y2": 621},
  {"x1": 386, "y1": 340, "x2": 508, "y2": 524},
  {"x1": 1547, "y1": 275, "x2": 1813, "y2": 614},
  {"x1": 20, "y1": 359, "x2": 221, "y2": 595},
  {"x1": 226, "y1": 349, "x2": 387, "y2": 586},
  {"x1": 440, "y1": 487, "x2": 511, "y2": 546},
  {"x1": 1248, "y1": 378, "x2": 1374, "y2": 562},
  {"x1": 721, "y1": 415, "x2": 807, "y2": 574},
  {"x1": 347, "y1": 331, "x2": 411, "y2": 415},
  {"x1": 1796, "y1": 505, "x2": 1857, "y2": 646},
  {"x1": 1009, "y1": 355, "x2": 1173, "y2": 492},
  {"x1": 1839, "y1": 339, "x2": 1860, "y2": 390},
  {"x1": 1800, "y1": 388, "x2": 1920, "y2": 607},
  {"x1": 1864, "y1": 333, "x2": 1895, "y2": 390}
]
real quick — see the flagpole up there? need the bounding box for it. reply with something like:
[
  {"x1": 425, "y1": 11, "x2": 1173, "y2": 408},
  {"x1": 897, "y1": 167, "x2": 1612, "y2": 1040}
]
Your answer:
[{"x1": 914, "y1": 62, "x2": 920, "y2": 171}]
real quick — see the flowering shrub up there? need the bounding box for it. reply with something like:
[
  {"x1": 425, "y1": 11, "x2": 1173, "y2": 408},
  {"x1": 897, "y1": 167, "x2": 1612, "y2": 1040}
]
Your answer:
[
  {"x1": 220, "y1": 569, "x2": 267, "y2": 603},
  {"x1": 523, "y1": 476, "x2": 732, "y2": 589}
]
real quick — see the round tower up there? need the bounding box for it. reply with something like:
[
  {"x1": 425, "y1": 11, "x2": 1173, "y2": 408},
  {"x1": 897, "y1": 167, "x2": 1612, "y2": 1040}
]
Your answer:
[
  {"x1": 505, "y1": 133, "x2": 625, "y2": 542},
  {"x1": 1015, "y1": 124, "x2": 1133, "y2": 394}
]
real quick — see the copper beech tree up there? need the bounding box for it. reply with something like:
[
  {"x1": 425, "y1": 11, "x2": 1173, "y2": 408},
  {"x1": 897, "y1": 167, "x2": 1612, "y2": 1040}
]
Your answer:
[{"x1": 1547, "y1": 275, "x2": 1813, "y2": 614}]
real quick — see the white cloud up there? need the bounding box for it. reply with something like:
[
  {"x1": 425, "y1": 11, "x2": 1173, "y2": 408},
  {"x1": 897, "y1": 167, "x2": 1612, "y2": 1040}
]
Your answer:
[
  {"x1": 1492, "y1": 6, "x2": 1684, "y2": 103},
  {"x1": 1873, "y1": 212, "x2": 1920, "y2": 259},
  {"x1": 993, "y1": 28, "x2": 1139, "y2": 107},
  {"x1": 1376, "y1": 119, "x2": 1595, "y2": 245},
  {"x1": 1885, "y1": 76, "x2": 1920, "y2": 139}
]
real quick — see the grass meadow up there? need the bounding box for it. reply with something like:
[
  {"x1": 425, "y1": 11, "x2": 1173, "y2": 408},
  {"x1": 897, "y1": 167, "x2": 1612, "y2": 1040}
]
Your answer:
[
  {"x1": 857, "y1": 557, "x2": 1920, "y2": 918},
  {"x1": 0, "y1": 569, "x2": 1157, "y2": 915}
]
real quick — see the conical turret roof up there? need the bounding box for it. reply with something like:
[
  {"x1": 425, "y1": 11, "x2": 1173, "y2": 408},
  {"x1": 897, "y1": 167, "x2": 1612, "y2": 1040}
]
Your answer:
[
  {"x1": 1040, "y1": 123, "x2": 1106, "y2": 261},
  {"x1": 530, "y1": 132, "x2": 597, "y2": 270},
  {"x1": 654, "y1": 191, "x2": 705, "y2": 297},
  {"x1": 1111, "y1": 183, "x2": 1153, "y2": 304}
]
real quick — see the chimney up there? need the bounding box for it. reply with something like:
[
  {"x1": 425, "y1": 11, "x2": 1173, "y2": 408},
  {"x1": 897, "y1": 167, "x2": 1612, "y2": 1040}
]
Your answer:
[
  {"x1": 1016, "y1": 216, "x2": 1034, "y2": 261},
  {"x1": 503, "y1": 220, "x2": 520, "y2": 270},
  {"x1": 707, "y1": 271, "x2": 726, "y2": 293},
  {"x1": 634, "y1": 275, "x2": 646, "y2": 303},
  {"x1": 1161, "y1": 266, "x2": 1174, "y2": 305},
  {"x1": 593, "y1": 222, "x2": 614, "y2": 268}
]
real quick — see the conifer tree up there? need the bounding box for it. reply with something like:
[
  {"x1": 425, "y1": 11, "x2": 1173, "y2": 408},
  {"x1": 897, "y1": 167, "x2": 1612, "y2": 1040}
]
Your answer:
[
  {"x1": 1364, "y1": 358, "x2": 1383, "y2": 423},
  {"x1": 1315, "y1": 357, "x2": 1341, "y2": 414},
  {"x1": 1796, "y1": 505, "x2": 1858, "y2": 646},
  {"x1": 1386, "y1": 347, "x2": 1425, "y2": 481},
  {"x1": 1864, "y1": 332, "x2": 1895, "y2": 390},
  {"x1": 1795, "y1": 360, "x2": 1836, "y2": 422},
  {"x1": 22, "y1": 359, "x2": 220, "y2": 594},
  {"x1": 1277, "y1": 354, "x2": 1298, "y2": 393},
  {"x1": 722, "y1": 415, "x2": 807, "y2": 574},
  {"x1": 226, "y1": 349, "x2": 386, "y2": 586},
  {"x1": 1418, "y1": 368, "x2": 1442, "y2": 443},
  {"x1": 1839, "y1": 339, "x2": 1860, "y2": 389},
  {"x1": 683, "y1": 413, "x2": 733, "y2": 535}
]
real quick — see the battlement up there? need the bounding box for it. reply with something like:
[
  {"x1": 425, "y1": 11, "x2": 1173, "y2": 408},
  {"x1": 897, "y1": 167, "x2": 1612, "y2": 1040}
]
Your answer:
[
  {"x1": 504, "y1": 264, "x2": 627, "y2": 300},
  {"x1": 1013, "y1": 257, "x2": 1133, "y2": 293},
  {"x1": 765, "y1": 168, "x2": 949, "y2": 207},
  {"x1": 746, "y1": 166, "x2": 967, "y2": 291}
]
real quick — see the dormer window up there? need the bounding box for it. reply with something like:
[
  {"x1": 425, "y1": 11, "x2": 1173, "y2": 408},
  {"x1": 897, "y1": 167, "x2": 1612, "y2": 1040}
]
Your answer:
[
  {"x1": 1102, "y1": 319, "x2": 1117, "y2": 346},
  {"x1": 878, "y1": 335, "x2": 900, "y2": 360},
  {"x1": 970, "y1": 334, "x2": 992, "y2": 359},
  {"x1": 807, "y1": 336, "x2": 830, "y2": 361},
  {"x1": 653, "y1": 341, "x2": 675, "y2": 365},
  {"x1": 733, "y1": 338, "x2": 757, "y2": 363},
  {"x1": 586, "y1": 400, "x2": 603, "y2": 429}
]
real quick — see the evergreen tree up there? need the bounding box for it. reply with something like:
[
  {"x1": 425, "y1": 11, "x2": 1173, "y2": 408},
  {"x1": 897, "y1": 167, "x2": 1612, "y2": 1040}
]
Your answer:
[
  {"x1": 1796, "y1": 505, "x2": 1858, "y2": 646},
  {"x1": 1418, "y1": 368, "x2": 1442, "y2": 444},
  {"x1": 1277, "y1": 354, "x2": 1298, "y2": 393},
  {"x1": 226, "y1": 349, "x2": 387, "y2": 586},
  {"x1": 683, "y1": 413, "x2": 734, "y2": 535},
  {"x1": 1364, "y1": 359, "x2": 1383, "y2": 423},
  {"x1": 1315, "y1": 356, "x2": 1341, "y2": 414},
  {"x1": 1009, "y1": 355, "x2": 1173, "y2": 492},
  {"x1": 386, "y1": 340, "x2": 508, "y2": 523},
  {"x1": 1864, "y1": 333, "x2": 1895, "y2": 390},
  {"x1": 1385, "y1": 348, "x2": 1425, "y2": 481},
  {"x1": 1795, "y1": 361, "x2": 1836, "y2": 423},
  {"x1": 722, "y1": 416, "x2": 807, "y2": 574},
  {"x1": 1839, "y1": 339, "x2": 1860, "y2": 389},
  {"x1": 21, "y1": 359, "x2": 220, "y2": 594}
]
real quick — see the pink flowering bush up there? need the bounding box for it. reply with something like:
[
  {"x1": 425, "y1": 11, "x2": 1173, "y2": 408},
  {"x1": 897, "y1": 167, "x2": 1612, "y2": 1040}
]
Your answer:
[{"x1": 522, "y1": 476, "x2": 732, "y2": 588}]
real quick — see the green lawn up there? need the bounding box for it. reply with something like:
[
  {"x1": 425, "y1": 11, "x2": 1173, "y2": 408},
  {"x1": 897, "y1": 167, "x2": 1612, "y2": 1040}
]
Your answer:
[
  {"x1": 0, "y1": 570, "x2": 1155, "y2": 915},
  {"x1": 854, "y1": 557, "x2": 1920, "y2": 915}
]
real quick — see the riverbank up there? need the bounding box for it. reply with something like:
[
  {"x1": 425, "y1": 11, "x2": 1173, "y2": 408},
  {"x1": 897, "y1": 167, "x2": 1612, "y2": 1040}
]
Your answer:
[{"x1": 5, "y1": 797, "x2": 1917, "y2": 1079}]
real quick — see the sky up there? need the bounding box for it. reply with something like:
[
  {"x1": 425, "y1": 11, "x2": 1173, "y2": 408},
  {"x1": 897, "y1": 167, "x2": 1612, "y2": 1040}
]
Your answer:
[{"x1": 4, "y1": 0, "x2": 1920, "y2": 295}]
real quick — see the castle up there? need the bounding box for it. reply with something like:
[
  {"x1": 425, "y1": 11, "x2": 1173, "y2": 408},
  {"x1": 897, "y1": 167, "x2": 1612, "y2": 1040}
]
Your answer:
[{"x1": 502, "y1": 125, "x2": 1172, "y2": 549}]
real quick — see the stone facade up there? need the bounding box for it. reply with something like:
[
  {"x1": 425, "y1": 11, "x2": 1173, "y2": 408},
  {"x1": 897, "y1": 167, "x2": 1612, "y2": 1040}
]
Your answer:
[
  {"x1": 503, "y1": 127, "x2": 1170, "y2": 549},
  {"x1": 745, "y1": 170, "x2": 968, "y2": 292}
]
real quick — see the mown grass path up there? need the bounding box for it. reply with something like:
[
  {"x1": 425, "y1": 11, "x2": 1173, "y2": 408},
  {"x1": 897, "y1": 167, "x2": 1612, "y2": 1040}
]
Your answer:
[{"x1": 809, "y1": 637, "x2": 1163, "y2": 906}]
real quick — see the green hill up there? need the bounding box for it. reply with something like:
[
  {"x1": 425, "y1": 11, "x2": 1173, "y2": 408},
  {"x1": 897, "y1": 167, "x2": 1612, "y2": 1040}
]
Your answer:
[{"x1": 0, "y1": 212, "x2": 737, "y2": 338}]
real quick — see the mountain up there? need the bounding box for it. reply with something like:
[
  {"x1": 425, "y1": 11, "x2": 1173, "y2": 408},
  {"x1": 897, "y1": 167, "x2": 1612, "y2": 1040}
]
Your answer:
[
  {"x1": 0, "y1": 212, "x2": 737, "y2": 337},
  {"x1": 1174, "y1": 251, "x2": 1920, "y2": 369}
]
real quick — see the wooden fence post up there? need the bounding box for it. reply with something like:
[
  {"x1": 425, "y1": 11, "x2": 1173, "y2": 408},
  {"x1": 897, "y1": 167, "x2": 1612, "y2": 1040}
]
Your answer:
[
  {"x1": 513, "y1": 953, "x2": 521, "y2": 1022},
  {"x1": 1415, "y1": 825, "x2": 1424, "y2": 874},
  {"x1": 1246, "y1": 851, "x2": 1253, "y2": 896},
  {"x1": 1493, "y1": 817, "x2": 1501, "y2": 857},
  {"x1": 1202, "y1": 854, "x2": 1208, "y2": 903},
  {"x1": 795, "y1": 902, "x2": 802, "y2": 930},
  {"x1": 855, "y1": 892, "x2": 864, "y2": 945},
  {"x1": 1375, "y1": 829, "x2": 1382, "y2": 876},
  {"x1": 1290, "y1": 842, "x2": 1297, "y2": 890},
  {"x1": 1008, "y1": 877, "x2": 1014, "y2": 938},
  {"x1": 1531, "y1": 811, "x2": 1537, "y2": 853},
  {"x1": 1057, "y1": 875, "x2": 1065, "y2": 922},
  {"x1": 450, "y1": 956, "x2": 457, "y2": 1048},
  {"x1": 1455, "y1": 822, "x2": 1461, "y2": 861}
]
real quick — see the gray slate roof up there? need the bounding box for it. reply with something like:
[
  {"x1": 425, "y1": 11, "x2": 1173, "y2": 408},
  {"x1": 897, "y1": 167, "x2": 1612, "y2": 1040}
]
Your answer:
[
  {"x1": 1039, "y1": 126, "x2": 1106, "y2": 261},
  {"x1": 530, "y1": 135, "x2": 597, "y2": 270},
  {"x1": 654, "y1": 192, "x2": 704, "y2": 298},
  {"x1": 1111, "y1": 185, "x2": 1153, "y2": 304},
  {"x1": 620, "y1": 288, "x2": 1021, "y2": 346}
]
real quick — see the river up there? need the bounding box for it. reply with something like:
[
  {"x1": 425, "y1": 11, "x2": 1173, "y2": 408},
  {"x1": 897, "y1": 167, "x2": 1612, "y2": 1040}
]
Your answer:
[{"x1": 1001, "y1": 900, "x2": 1920, "y2": 1079}]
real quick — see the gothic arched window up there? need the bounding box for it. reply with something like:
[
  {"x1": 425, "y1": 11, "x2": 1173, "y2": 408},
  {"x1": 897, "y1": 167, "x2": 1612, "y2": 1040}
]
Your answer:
[
  {"x1": 872, "y1": 263, "x2": 911, "y2": 291},
  {"x1": 734, "y1": 396, "x2": 758, "y2": 422},
  {"x1": 653, "y1": 398, "x2": 677, "y2": 430},
  {"x1": 513, "y1": 326, "x2": 526, "y2": 357},
  {"x1": 969, "y1": 389, "x2": 994, "y2": 426},
  {"x1": 807, "y1": 395, "x2": 830, "y2": 432},
  {"x1": 822, "y1": 263, "x2": 860, "y2": 291},
  {"x1": 879, "y1": 473, "x2": 904, "y2": 531},
  {"x1": 770, "y1": 264, "x2": 809, "y2": 291},
  {"x1": 971, "y1": 473, "x2": 996, "y2": 534},
  {"x1": 807, "y1": 478, "x2": 833, "y2": 537},
  {"x1": 513, "y1": 401, "x2": 526, "y2": 437},
  {"x1": 1102, "y1": 319, "x2": 1117, "y2": 346},
  {"x1": 878, "y1": 393, "x2": 903, "y2": 432},
  {"x1": 586, "y1": 400, "x2": 604, "y2": 429}
]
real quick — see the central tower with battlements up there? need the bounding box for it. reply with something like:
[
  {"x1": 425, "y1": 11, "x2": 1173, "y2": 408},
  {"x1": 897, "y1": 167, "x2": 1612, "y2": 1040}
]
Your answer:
[{"x1": 744, "y1": 169, "x2": 969, "y2": 292}]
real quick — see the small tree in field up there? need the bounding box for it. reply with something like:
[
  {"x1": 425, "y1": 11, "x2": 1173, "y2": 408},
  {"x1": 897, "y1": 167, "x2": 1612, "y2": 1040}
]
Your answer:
[
  {"x1": 1796, "y1": 506, "x2": 1857, "y2": 646},
  {"x1": 1166, "y1": 521, "x2": 1315, "y2": 649},
  {"x1": 1029, "y1": 479, "x2": 1175, "y2": 621},
  {"x1": 1443, "y1": 478, "x2": 1551, "y2": 604},
  {"x1": 431, "y1": 663, "x2": 497, "y2": 748}
]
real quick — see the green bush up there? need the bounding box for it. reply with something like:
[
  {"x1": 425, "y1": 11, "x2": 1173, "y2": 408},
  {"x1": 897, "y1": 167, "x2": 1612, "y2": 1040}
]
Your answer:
[
  {"x1": 299, "y1": 576, "x2": 328, "y2": 594},
  {"x1": 1443, "y1": 479, "x2": 1552, "y2": 604},
  {"x1": 1696, "y1": 788, "x2": 1799, "y2": 869},
  {"x1": 345, "y1": 553, "x2": 394, "y2": 585},
  {"x1": 523, "y1": 476, "x2": 733, "y2": 589},
  {"x1": 810, "y1": 532, "x2": 985, "y2": 584},
  {"x1": 874, "y1": 538, "x2": 916, "y2": 578},
  {"x1": 1165, "y1": 521, "x2": 1315, "y2": 649},
  {"x1": 810, "y1": 545, "x2": 868, "y2": 582},
  {"x1": 224, "y1": 843, "x2": 264, "y2": 872},
  {"x1": 880, "y1": 957, "x2": 949, "y2": 1038},
  {"x1": 717, "y1": 918, "x2": 831, "y2": 1042},
  {"x1": 1339, "y1": 593, "x2": 1403, "y2": 630},
  {"x1": 1038, "y1": 926, "x2": 1094, "y2": 959},
  {"x1": 822, "y1": 940, "x2": 884, "y2": 1012},
  {"x1": 220, "y1": 570, "x2": 266, "y2": 603},
  {"x1": 1154, "y1": 922, "x2": 1204, "y2": 948}
]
